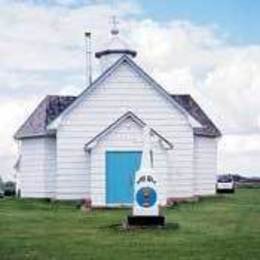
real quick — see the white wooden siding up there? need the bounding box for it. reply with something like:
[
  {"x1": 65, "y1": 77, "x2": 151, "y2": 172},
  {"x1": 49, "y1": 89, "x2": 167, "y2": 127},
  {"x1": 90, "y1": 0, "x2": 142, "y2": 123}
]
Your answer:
[
  {"x1": 56, "y1": 61, "x2": 194, "y2": 203},
  {"x1": 20, "y1": 137, "x2": 56, "y2": 198},
  {"x1": 99, "y1": 53, "x2": 124, "y2": 73},
  {"x1": 194, "y1": 137, "x2": 218, "y2": 196}
]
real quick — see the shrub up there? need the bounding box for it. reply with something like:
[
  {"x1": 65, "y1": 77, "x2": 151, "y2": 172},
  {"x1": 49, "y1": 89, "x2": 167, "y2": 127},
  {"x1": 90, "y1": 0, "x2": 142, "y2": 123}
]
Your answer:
[{"x1": 4, "y1": 181, "x2": 16, "y2": 196}]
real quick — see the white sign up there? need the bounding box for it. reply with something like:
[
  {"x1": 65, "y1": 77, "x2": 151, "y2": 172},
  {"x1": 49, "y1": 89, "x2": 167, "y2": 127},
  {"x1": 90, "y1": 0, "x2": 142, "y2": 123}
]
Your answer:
[{"x1": 133, "y1": 127, "x2": 159, "y2": 216}]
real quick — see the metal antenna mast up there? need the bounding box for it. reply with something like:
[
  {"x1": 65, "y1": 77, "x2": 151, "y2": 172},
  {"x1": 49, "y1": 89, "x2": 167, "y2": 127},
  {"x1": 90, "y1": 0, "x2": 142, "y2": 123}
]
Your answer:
[{"x1": 85, "y1": 31, "x2": 92, "y2": 86}]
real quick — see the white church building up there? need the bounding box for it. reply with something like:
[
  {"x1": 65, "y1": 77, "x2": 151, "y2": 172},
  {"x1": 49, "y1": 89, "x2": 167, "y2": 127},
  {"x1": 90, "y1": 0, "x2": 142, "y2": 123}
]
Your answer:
[{"x1": 14, "y1": 23, "x2": 221, "y2": 207}]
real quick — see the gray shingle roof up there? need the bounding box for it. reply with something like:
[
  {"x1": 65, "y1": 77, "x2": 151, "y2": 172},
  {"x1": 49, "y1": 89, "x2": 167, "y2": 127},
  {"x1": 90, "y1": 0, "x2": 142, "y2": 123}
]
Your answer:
[
  {"x1": 172, "y1": 94, "x2": 221, "y2": 137},
  {"x1": 14, "y1": 95, "x2": 76, "y2": 139},
  {"x1": 14, "y1": 94, "x2": 221, "y2": 140}
]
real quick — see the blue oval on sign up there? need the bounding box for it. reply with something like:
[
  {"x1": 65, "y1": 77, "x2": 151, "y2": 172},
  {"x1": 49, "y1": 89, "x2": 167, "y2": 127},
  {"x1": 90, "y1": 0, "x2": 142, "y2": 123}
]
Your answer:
[{"x1": 136, "y1": 187, "x2": 157, "y2": 208}]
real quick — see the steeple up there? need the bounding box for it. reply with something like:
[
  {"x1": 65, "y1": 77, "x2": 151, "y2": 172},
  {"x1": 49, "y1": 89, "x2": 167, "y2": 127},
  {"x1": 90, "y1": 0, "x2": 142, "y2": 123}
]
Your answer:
[{"x1": 95, "y1": 16, "x2": 137, "y2": 72}]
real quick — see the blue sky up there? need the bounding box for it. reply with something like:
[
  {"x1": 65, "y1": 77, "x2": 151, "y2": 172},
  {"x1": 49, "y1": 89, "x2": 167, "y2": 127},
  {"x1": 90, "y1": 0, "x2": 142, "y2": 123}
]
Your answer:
[
  {"x1": 22, "y1": 0, "x2": 260, "y2": 45},
  {"x1": 137, "y1": 0, "x2": 260, "y2": 45}
]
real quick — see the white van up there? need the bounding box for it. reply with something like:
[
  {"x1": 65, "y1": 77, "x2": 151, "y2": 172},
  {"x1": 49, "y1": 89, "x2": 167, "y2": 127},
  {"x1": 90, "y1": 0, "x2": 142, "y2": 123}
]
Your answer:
[{"x1": 216, "y1": 175, "x2": 235, "y2": 193}]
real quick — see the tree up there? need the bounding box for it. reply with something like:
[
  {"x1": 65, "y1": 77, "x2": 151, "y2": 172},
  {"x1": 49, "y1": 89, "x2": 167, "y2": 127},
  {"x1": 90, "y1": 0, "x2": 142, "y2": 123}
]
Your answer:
[
  {"x1": 4, "y1": 181, "x2": 16, "y2": 196},
  {"x1": 0, "y1": 176, "x2": 4, "y2": 191}
]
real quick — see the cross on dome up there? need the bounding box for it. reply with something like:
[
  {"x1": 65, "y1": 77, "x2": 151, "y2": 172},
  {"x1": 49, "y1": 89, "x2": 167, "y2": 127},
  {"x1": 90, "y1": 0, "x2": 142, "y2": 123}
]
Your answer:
[
  {"x1": 110, "y1": 15, "x2": 119, "y2": 36},
  {"x1": 95, "y1": 15, "x2": 137, "y2": 71}
]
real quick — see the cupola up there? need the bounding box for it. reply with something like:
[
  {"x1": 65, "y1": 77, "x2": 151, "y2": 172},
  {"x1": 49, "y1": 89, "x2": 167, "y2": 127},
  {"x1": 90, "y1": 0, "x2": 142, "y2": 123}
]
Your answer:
[{"x1": 95, "y1": 16, "x2": 137, "y2": 72}]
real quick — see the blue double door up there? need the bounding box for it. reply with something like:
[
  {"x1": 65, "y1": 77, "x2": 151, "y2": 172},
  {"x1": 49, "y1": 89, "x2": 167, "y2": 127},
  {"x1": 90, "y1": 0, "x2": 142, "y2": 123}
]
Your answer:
[{"x1": 106, "y1": 151, "x2": 142, "y2": 204}]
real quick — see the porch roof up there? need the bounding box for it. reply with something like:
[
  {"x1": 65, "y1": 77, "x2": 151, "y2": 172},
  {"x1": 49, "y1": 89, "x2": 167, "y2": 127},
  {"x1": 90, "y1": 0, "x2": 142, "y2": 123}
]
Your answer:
[{"x1": 84, "y1": 111, "x2": 174, "y2": 151}]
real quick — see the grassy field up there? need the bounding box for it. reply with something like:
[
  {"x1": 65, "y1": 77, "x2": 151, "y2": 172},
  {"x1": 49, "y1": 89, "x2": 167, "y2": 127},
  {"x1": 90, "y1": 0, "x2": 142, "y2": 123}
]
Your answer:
[{"x1": 0, "y1": 189, "x2": 260, "y2": 260}]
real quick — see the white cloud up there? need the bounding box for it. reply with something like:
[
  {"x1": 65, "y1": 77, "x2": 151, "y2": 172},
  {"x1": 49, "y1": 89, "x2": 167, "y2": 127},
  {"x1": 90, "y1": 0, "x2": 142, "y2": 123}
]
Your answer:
[
  {"x1": 0, "y1": 97, "x2": 40, "y2": 180},
  {"x1": 0, "y1": 97, "x2": 42, "y2": 156},
  {"x1": 0, "y1": 0, "x2": 260, "y2": 179},
  {"x1": 218, "y1": 134, "x2": 260, "y2": 176},
  {"x1": 127, "y1": 19, "x2": 260, "y2": 136}
]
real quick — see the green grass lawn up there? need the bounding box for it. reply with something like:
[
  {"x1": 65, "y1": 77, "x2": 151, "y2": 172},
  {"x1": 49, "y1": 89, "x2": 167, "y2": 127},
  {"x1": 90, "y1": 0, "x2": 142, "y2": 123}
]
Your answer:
[{"x1": 0, "y1": 189, "x2": 260, "y2": 260}]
